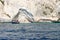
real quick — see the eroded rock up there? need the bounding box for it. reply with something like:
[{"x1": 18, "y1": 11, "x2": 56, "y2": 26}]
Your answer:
[{"x1": 0, "y1": 0, "x2": 60, "y2": 23}]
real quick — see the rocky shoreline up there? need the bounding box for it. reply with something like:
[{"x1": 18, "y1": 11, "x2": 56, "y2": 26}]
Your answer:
[{"x1": 0, "y1": 0, "x2": 60, "y2": 23}]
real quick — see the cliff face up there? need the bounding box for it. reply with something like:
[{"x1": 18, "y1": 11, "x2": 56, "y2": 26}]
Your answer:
[{"x1": 0, "y1": 0, "x2": 60, "y2": 23}]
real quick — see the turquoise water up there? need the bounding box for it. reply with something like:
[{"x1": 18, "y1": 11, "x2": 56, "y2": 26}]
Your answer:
[{"x1": 0, "y1": 22, "x2": 60, "y2": 40}]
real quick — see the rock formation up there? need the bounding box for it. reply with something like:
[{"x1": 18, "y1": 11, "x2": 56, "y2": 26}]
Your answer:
[{"x1": 0, "y1": 0, "x2": 60, "y2": 23}]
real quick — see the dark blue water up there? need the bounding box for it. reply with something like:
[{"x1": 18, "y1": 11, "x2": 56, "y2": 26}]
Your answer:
[{"x1": 0, "y1": 22, "x2": 60, "y2": 40}]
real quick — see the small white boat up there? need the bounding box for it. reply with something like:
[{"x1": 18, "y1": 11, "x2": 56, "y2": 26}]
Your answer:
[{"x1": 11, "y1": 20, "x2": 20, "y2": 24}]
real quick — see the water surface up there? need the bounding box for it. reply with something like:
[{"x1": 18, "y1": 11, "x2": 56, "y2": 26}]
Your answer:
[{"x1": 0, "y1": 22, "x2": 60, "y2": 40}]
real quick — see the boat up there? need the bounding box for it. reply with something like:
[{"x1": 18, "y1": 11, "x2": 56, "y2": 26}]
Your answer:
[{"x1": 11, "y1": 20, "x2": 20, "y2": 24}]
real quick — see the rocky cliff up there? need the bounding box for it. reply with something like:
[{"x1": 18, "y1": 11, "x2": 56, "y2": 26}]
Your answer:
[{"x1": 0, "y1": 0, "x2": 60, "y2": 23}]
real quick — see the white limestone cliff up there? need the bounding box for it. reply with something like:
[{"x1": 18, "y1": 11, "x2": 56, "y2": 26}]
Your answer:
[{"x1": 0, "y1": 0, "x2": 60, "y2": 23}]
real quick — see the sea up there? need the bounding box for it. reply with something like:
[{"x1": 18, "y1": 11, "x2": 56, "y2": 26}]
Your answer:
[{"x1": 0, "y1": 22, "x2": 60, "y2": 40}]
